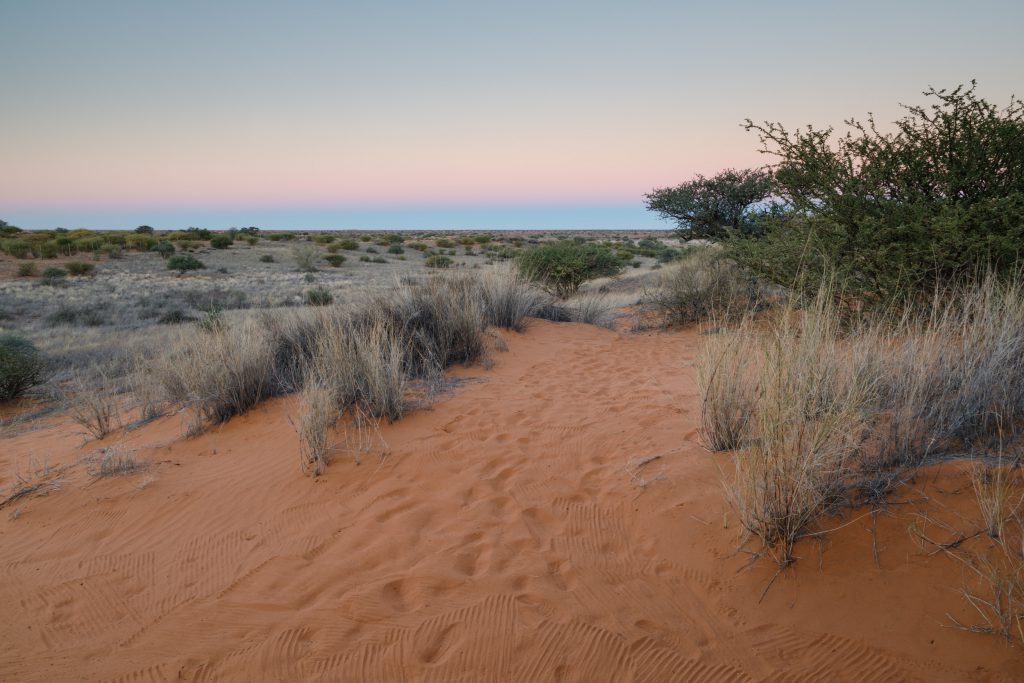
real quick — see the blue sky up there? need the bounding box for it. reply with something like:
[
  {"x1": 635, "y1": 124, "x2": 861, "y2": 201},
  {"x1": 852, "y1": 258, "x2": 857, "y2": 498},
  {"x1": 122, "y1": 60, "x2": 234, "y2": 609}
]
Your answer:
[{"x1": 2, "y1": 0, "x2": 1022, "y2": 229}]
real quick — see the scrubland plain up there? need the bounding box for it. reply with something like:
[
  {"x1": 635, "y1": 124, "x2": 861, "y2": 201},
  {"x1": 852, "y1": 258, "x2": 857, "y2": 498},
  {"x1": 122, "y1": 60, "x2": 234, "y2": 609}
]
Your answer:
[{"x1": 2, "y1": 227, "x2": 1023, "y2": 681}]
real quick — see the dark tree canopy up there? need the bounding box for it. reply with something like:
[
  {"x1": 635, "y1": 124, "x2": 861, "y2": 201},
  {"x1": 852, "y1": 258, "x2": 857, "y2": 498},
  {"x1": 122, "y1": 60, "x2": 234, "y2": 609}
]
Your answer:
[
  {"x1": 734, "y1": 82, "x2": 1024, "y2": 296},
  {"x1": 644, "y1": 168, "x2": 774, "y2": 240}
]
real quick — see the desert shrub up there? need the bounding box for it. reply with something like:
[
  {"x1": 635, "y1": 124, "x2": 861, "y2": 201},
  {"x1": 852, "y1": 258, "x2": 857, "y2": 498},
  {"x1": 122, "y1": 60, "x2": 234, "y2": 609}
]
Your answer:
[
  {"x1": 648, "y1": 249, "x2": 759, "y2": 325},
  {"x1": 259, "y1": 254, "x2": 275, "y2": 263},
  {"x1": 732, "y1": 83, "x2": 1024, "y2": 300},
  {"x1": 305, "y1": 287, "x2": 334, "y2": 306},
  {"x1": 387, "y1": 244, "x2": 404, "y2": 255},
  {"x1": 371, "y1": 256, "x2": 387, "y2": 264},
  {"x1": 313, "y1": 234, "x2": 335, "y2": 245},
  {"x1": 408, "y1": 242, "x2": 428, "y2": 252},
  {"x1": 516, "y1": 240, "x2": 623, "y2": 297},
  {"x1": 338, "y1": 239, "x2": 359, "y2": 250},
  {"x1": 425, "y1": 255, "x2": 453, "y2": 269},
  {"x1": 154, "y1": 241, "x2": 175, "y2": 258},
  {"x1": 291, "y1": 244, "x2": 319, "y2": 272},
  {"x1": 4, "y1": 240, "x2": 31, "y2": 258},
  {"x1": 157, "y1": 309, "x2": 196, "y2": 325},
  {"x1": 41, "y1": 266, "x2": 67, "y2": 281},
  {"x1": 47, "y1": 304, "x2": 106, "y2": 327},
  {"x1": 65, "y1": 261, "x2": 95, "y2": 276},
  {"x1": 102, "y1": 244, "x2": 123, "y2": 259},
  {"x1": 324, "y1": 254, "x2": 346, "y2": 267},
  {"x1": 243, "y1": 235, "x2": 258, "y2": 246},
  {"x1": 365, "y1": 246, "x2": 378, "y2": 254},
  {"x1": 359, "y1": 255, "x2": 371, "y2": 262},
  {"x1": 167, "y1": 254, "x2": 205, "y2": 273},
  {"x1": 435, "y1": 238, "x2": 454, "y2": 248},
  {"x1": 210, "y1": 234, "x2": 233, "y2": 249},
  {"x1": 37, "y1": 241, "x2": 59, "y2": 258},
  {"x1": 16, "y1": 262, "x2": 36, "y2": 277},
  {"x1": 0, "y1": 335, "x2": 45, "y2": 401}
]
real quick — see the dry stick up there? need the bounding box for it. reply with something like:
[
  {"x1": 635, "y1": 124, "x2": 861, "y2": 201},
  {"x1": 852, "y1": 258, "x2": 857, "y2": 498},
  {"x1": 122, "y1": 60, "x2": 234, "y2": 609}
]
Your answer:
[
  {"x1": 0, "y1": 483, "x2": 44, "y2": 510},
  {"x1": 867, "y1": 510, "x2": 881, "y2": 569}
]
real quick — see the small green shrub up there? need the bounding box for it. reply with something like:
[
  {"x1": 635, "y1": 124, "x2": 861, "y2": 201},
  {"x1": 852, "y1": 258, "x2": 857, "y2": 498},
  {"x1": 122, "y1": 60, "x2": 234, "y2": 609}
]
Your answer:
[
  {"x1": 325, "y1": 254, "x2": 346, "y2": 267},
  {"x1": 516, "y1": 241, "x2": 623, "y2": 297},
  {"x1": 0, "y1": 334, "x2": 45, "y2": 401},
  {"x1": 425, "y1": 255, "x2": 453, "y2": 268},
  {"x1": 435, "y1": 238, "x2": 454, "y2": 248},
  {"x1": 259, "y1": 254, "x2": 275, "y2": 263},
  {"x1": 65, "y1": 261, "x2": 95, "y2": 276},
  {"x1": 305, "y1": 287, "x2": 334, "y2": 306},
  {"x1": 387, "y1": 244, "x2": 404, "y2": 255},
  {"x1": 17, "y1": 262, "x2": 36, "y2": 277},
  {"x1": 365, "y1": 247, "x2": 378, "y2": 254},
  {"x1": 210, "y1": 234, "x2": 233, "y2": 249},
  {"x1": 154, "y1": 241, "x2": 175, "y2": 258},
  {"x1": 41, "y1": 266, "x2": 67, "y2": 280},
  {"x1": 339, "y1": 239, "x2": 360, "y2": 250},
  {"x1": 167, "y1": 254, "x2": 205, "y2": 273},
  {"x1": 359, "y1": 255, "x2": 371, "y2": 262}
]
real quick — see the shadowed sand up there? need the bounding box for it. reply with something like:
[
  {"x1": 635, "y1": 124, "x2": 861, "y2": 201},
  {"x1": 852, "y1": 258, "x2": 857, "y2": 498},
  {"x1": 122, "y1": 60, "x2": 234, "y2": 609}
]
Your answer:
[{"x1": 1, "y1": 320, "x2": 1021, "y2": 681}]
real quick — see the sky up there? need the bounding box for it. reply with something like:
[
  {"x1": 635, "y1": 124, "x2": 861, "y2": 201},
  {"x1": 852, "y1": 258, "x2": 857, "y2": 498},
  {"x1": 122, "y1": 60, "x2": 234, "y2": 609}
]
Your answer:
[{"x1": 2, "y1": 1, "x2": 1022, "y2": 230}]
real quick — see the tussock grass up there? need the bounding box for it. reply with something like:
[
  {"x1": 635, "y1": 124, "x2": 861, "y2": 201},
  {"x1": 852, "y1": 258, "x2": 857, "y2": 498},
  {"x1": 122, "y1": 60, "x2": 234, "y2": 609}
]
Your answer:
[
  {"x1": 697, "y1": 324, "x2": 757, "y2": 451},
  {"x1": 649, "y1": 248, "x2": 761, "y2": 326},
  {"x1": 705, "y1": 274, "x2": 1024, "y2": 565},
  {"x1": 65, "y1": 367, "x2": 121, "y2": 440},
  {"x1": 479, "y1": 265, "x2": 548, "y2": 331},
  {"x1": 95, "y1": 446, "x2": 143, "y2": 477},
  {"x1": 294, "y1": 379, "x2": 335, "y2": 476},
  {"x1": 142, "y1": 271, "x2": 622, "y2": 471}
]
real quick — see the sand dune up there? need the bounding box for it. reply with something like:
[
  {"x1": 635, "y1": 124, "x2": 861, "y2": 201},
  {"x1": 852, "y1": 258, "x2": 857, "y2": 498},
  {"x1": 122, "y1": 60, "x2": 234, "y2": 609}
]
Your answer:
[{"x1": 1, "y1": 320, "x2": 1021, "y2": 681}]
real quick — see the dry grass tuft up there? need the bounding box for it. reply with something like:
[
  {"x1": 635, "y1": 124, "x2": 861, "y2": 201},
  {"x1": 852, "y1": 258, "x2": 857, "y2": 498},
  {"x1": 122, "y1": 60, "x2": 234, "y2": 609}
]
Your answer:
[
  {"x1": 649, "y1": 248, "x2": 761, "y2": 326},
  {"x1": 697, "y1": 324, "x2": 757, "y2": 451},
  {"x1": 65, "y1": 367, "x2": 121, "y2": 440},
  {"x1": 294, "y1": 379, "x2": 335, "y2": 476},
  {"x1": 94, "y1": 446, "x2": 143, "y2": 477}
]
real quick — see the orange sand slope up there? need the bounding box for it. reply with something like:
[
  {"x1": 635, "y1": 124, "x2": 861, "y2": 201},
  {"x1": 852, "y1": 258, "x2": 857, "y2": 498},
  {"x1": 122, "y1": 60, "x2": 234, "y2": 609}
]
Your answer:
[{"x1": 1, "y1": 320, "x2": 1021, "y2": 682}]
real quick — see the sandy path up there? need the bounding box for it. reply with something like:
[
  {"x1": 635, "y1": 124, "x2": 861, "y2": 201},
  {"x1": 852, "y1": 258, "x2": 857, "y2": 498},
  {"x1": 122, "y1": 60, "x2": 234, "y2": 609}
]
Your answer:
[{"x1": 1, "y1": 320, "x2": 1020, "y2": 681}]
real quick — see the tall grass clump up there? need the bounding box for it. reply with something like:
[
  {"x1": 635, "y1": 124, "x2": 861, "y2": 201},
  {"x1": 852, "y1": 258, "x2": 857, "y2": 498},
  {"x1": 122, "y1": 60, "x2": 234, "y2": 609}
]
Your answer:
[
  {"x1": 65, "y1": 367, "x2": 121, "y2": 439},
  {"x1": 478, "y1": 265, "x2": 548, "y2": 331},
  {"x1": 697, "y1": 325, "x2": 757, "y2": 451},
  {"x1": 150, "y1": 317, "x2": 276, "y2": 432},
  {"x1": 725, "y1": 287, "x2": 874, "y2": 565},
  {"x1": 649, "y1": 248, "x2": 761, "y2": 326},
  {"x1": 704, "y1": 273, "x2": 1024, "y2": 566}
]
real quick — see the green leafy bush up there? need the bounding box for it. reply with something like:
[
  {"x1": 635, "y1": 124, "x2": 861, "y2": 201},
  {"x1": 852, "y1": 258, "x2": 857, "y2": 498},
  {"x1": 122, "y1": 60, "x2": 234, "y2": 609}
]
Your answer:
[
  {"x1": 259, "y1": 254, "x2": 275, "y2": 263},
  {"x1": 0, "y1": 334, "x2": 45, "y2": 401},
  {"x1": 387, "y1": 244, "x2": 404, "y2": 255},
  {"x1": 304, "y1": 287, "x2": 334, "y2": 306},
  {"x1": 41, "y1": 266, "x2": 67, "y2": 280},
  {"x1": 210, "y1": 234, "x2": 233, "y2": 249},
  {"x1": 154, "y1": 241, "x2": 175, "y2": 258},
  {"x1": 338, "y1": 239, "x2": 359, "y2": 250},
  {"x1": 425, "y1": 255, "x2": 453, "y2": 269},
  {"x1": 65, "y1": 261, "x2": 95, "y2": 276},
  {"x1": 167, "y1": 254, "x2": 205, "y2": 273},
  {"x1": 735, "y1": 83, "x2": 1024, "y2": 299},
  {"x1": 324, "y1": 254, "x2": 346, "y2": 267},
  {"x1": 516, "y1": 240, "x2": 623, "y2": 297},
  {"x1": 17, "y1": 262, "x2": 36, "y2": 277}
]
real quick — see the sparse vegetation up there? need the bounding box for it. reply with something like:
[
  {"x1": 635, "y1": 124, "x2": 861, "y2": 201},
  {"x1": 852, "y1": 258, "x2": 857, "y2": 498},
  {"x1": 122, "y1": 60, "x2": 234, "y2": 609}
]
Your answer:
[
  {"x1": 0, "y1": 334, "x2": 45, "y2": 401},
  {"x1": 167, "y1": 254, "x2": 205, "y2": 274},
  {"x1": 516, "y1": 240, "x2": 623, "y2": 297}
]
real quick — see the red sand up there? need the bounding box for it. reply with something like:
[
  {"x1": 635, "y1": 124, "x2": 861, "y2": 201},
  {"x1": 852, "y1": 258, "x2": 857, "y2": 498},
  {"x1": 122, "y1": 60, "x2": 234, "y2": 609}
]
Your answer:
[{"x1": 1, "y1": 320, "x2": 1021, "y2": 681}]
